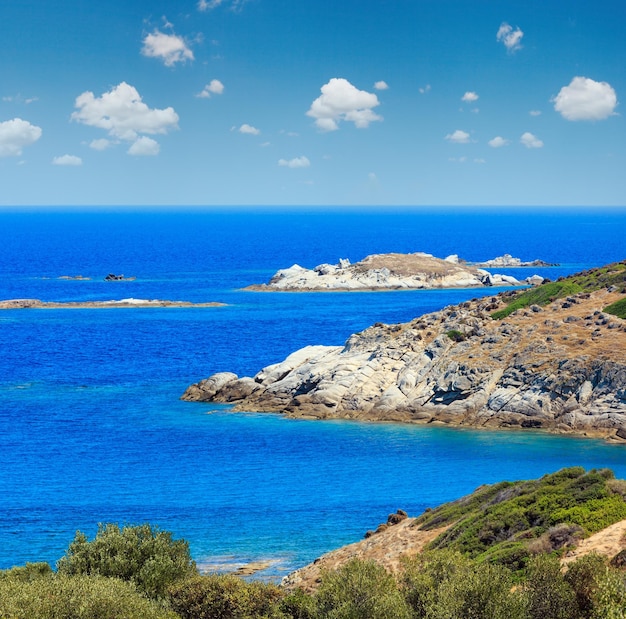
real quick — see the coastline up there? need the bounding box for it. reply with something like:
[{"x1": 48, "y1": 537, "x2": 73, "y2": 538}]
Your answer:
[{"x1": 0, "y1": 298, "x2": 227, "y2": 310}]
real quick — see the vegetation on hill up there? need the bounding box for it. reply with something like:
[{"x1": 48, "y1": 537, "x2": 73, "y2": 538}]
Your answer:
[
  {"x1": 416, "y1": 467, "x2": 626, "y2": 570},
  {"x1": 492, "y1": 260, "x2": 626, "y2": 319},
  {"x1": 3, "y1": 469, "x2": 626, "y2": 618}
]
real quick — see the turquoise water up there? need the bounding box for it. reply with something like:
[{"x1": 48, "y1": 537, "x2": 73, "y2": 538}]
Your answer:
[{"x1": 0, "y1": 207, "x2": 625, "y2": 577}]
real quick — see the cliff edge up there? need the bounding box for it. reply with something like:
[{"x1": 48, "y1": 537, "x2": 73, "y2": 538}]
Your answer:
[{"x1": 184, "y1": 262, "x2": 626, "y2": 440}]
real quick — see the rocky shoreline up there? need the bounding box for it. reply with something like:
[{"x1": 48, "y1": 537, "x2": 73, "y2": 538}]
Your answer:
[
  {"x1": 183, "y1": 285, "x2": 626, "y2": 441},
  {"x1": 244, "y1": 252, "x2": 550, "y2": 292},
  {"x1": 0, "y1": 298, "x2": 226, "y2": 310}
]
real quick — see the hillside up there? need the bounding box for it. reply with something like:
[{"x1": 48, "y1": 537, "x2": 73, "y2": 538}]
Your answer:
[
  {"x1": 283, "y1": 467, "x2": 626, "y2": 591},
  {"x1": 183, "y1": 261, "x2": 626, "y2": 441}
]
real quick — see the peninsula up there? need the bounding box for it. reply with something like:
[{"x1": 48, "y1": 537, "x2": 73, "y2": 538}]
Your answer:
[
  {"x1": 184, "y1": 262, "x2": 626, "y2": 441},
  {"x1": 244, "y1": 252, "x2": 550, "y2": 292},
  {"x1": 0, "y1": 298, "x2": 226, "y2": 310}
]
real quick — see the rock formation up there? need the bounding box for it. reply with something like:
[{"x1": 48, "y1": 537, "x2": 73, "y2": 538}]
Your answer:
[
  {"x1": 183, "y1": 286, "x2": 626, "y2": 440},
  {"x1": 0, "y1": 298, "x2": 226, "y2": 310},
  {"x1": 244, "y1": 252, "x2": 544, "y2": 292}
]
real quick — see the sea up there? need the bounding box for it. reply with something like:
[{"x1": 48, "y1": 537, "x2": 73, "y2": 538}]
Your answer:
[{"x1": 0, "y1": 207, "x2": 625, "y2": 579}]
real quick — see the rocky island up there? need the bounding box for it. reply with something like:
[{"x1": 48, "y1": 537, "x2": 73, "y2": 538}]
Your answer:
[
  {"x1": 184, "y1": 262, "x2": 626, "y2": 441},
  {"x1": 0, "y1": 298, "x2": 226, "y2": 310},
  {"x1": 244, "y1": 252, "x2": 549, "y2": 292}
]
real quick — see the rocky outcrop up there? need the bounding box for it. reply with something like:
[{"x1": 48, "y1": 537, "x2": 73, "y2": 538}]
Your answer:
[
  {"x1": 183, "y1": 288, "x2": 626, "y2": 440},
  {"x1": 467, "y1": 254, "x2": 558, "y2": 268},
  {"x1": 244, "y1": 252, "x2": 543, "y2": 292},
  {"x1": 0, "y1": 298, "x2": 226, "y2": 310}
]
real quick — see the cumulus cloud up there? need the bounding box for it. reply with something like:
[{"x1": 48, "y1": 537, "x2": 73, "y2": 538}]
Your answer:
[
  {"x1": 0, "y1": 118, "x2": 42, "y2": 157},
  {"x1": 196, "y1": 79, "x2": 224, "y2": 98},
  {"x1": 128, "y1": 136, "x2": 160, "y2": 156},
  {"x1": 52, "y1": 154, "x2": 82, "y2": 166},
  {"x1": 278, "y1": 156, "x2": 310, "y2": 168},
  {"x1": 520, "y1": 132, "x2": 543, "y2": 148},
  {"x1": 497, "y1": 22, "x2": 524, "y2": 52},
  {"x1": 553, "y1": 76, "x2": 618, "y2": 121},
  {"x1": 529, "y1": 110, "x2": 542, "y2": 116},
  {"x1": 89, "y1": 138, "x2": 113, "y2": 151},
  {"x1": 488, "y1": 136, "x2": 509, "y2": 148},
  {"x1": 374, "y1": 81, "x2": 389, "y2": 91},
  {"x1": 141, "y1": 30, "x2": 194, "y2": 67},
  {"x1": 445, "y1": 129, "x2": 470, "y2": 144},
  {"x1": 239, "y1": 123, "x2": 260, "y2": 135},
  {"x1": 72, "y1": 82, "x2": 179, "y2": 142},
  {"x1": 461, "y1": 91, "x2": 479, "y2": 102},
  {"x1": 307, "y1": 78, "x2": 382, "y2": 131}
]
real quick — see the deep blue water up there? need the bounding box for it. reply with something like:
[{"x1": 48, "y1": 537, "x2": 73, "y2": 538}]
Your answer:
[{"x1": 0, "y1": 207, "x2": 625, "y2": 577}]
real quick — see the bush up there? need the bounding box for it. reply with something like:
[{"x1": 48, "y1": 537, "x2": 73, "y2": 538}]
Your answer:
[
  {"x1": 168, "y1": 573, "x2": 285, "y2": 619},
  {"x1": 565, "y1": 554, "x2": 607, "y2": 618},
  {"x1": 523, "y1": 554, "x2": 578, "y2": 619},
  {"x1": 0, "y1": 573, "x2": 177, "y2": 619},
  {"x1": 445, "y1": 330, "x2": 466, "y2": 342},
  {"x1": 57, "y1": 523, "x2": 196, "y2": 600},
  {"x1": 0, "y1": 562, "x2": 53, "y2": 582},
  {"x1": 401, "y1": 550, "x2": 524, "y2": 619},
  {"x1": 604, "y1": 298, "x2": 626, "y2": 319},
  {"x1": 592, "y1": 567, "x2": 626, "y2": 619},
  {"x1": 315, "y1": 559, "x2": 411, "y2": 619},
  {"x1": 280, "y1": 587, "x2": 317, "y2": 619}
]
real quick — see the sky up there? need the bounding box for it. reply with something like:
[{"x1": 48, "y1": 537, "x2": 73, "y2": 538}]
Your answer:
[{"x1": 0, "y1": 0, "x2": 624, "y2": 207}]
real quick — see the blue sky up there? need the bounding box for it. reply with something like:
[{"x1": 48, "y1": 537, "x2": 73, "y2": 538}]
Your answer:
[{"x1": 0, "y1": 0, "x2": 624, "y2": 206}]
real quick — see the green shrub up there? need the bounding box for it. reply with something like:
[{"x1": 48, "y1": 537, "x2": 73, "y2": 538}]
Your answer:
[
  {"x1": 315, "y1": 559, "x2": 411, "y2": 619},
  {"x1": 523, "y1": 554, "x2": 578, "y2": 619},
  {"x1": 401, "y1": 550, "x2": 524, "y2": 619},
  {"x1": 591, "y1": 567, "x2": 626, "y2": 619},
  {"x1": 57, "y1": 523, "x2": 196, "y2": 600},
  {"x1": 420, "y1": 468, "x2": 626, "y2": 565},
  {"x1": 168, "y1": 573, "x2": 285, "y2": 619},
  {"x1": 0, "y1": 562, "x2": 53, "y2": 582},
  {"x1": 604, "y1": 297, "x2": 626, "y2": 319},
  {"x1": 445, "y1": 330, "x2": 466, "y2": 342},
  {"x1": 280, "y1": 587, "x2": 317, "y2": 619},
  {"x1": 492, "y1": 281, "x2": 583, "y2": 319},
  {"x1": 565, "y1": 554, "x2": 608, "y2": 618},
  {"x1": 0, "y1": 573, "x2": 177, "y2": 619}
]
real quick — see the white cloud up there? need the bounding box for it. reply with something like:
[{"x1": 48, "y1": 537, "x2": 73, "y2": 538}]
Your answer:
[
  {"x1": 128, "y1": 136, "x2": 160, "y2": 156},
  {"x1": 461, "y1": 91, "x2": 479, "y2": 102},
  {"x1": 520, "y1": 132, "x2": 543, "y2": 148},
  {"x1": 72, "y1": 82, "x2": 179, "y2": 142},
  {"x1": 474, "y1": 158, "x2": 486, "y2": 164},
  {"x1": 553, "y1": 76, "x2": 618, "y2": 121},
  {"x1": 197, "y1": 79, "x2": 224, "y2": 98},
  {"x1": 198, "y1": 0, "x2": 246, "y2": 11},
  {"x1": 141, "y1": 30, "x2": 194, "y2": 67},
  {"x1": 52, "y1": 154, "x2": 82, "y2": 166},
  {"x1": 307, "y1": 78, "x2": 382, "y2": 131},
  {"x1": 278, "y1": 156, "x2": 310, "y2": 168},
  {"x1": 419, "y1": 84, "x2": 431, "y2": 94},
  {"x1": 89, "y1": 138, "x2": 113, "y2": 151},
  {"x1": 488, "y1": 136, "x2": 509, "y2": 148},
  {"x1": 497, "y1": 22, "x2": 524, "y2": 52},
  {"x1": 529, "y1": 110, "x2": 542, "y2": 116},
  {"x1": 374, "y1": 81, "x2": 389, "y2": 91},
  {"x1": 239, "y1": 123, "x2": 260, "y2": 135},
  {"x1": 0, "y1": 118, "x2": 42, "y2": 157},
  {"x1": 445, "y1": 129, "x2": 470, "y2": 144}
]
